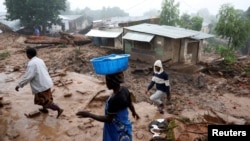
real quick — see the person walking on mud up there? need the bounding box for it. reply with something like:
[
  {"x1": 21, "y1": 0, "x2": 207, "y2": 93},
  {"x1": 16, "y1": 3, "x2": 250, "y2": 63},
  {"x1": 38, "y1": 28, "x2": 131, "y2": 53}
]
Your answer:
[
  {"x1": 15, "y1": 47, "x2": 63, "y2": 118},
  {"x1": 76, "y1": 71, "x2": 140, "y2": 141},
  {"x1": 145, "y1": 60, "x2": 171, "y2": 114}
]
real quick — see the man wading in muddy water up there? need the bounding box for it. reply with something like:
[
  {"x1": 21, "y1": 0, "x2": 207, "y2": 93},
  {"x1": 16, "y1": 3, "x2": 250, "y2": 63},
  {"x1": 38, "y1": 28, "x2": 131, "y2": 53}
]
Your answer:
[{"x1": 15, "y1": 47, "x2": 63, "y2": 118}]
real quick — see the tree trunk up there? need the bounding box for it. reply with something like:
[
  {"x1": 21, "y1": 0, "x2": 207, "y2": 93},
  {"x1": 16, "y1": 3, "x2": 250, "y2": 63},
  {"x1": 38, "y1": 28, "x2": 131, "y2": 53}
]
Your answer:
[
  {"x1": 228, "y1": 37, "x2": 231, "y2": 48},
  {"x1": 247, "y1": 41, "x2": 250, "y2": 56},
  {"x1": 42, "y1": 24, "x2": 46, "y2": 35}
]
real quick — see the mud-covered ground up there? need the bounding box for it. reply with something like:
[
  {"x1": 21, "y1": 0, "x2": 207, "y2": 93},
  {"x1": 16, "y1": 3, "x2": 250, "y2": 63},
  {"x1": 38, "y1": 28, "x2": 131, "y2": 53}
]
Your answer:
[{"x1": 1, "y1": 32, "x2": 250, "y2": 141}]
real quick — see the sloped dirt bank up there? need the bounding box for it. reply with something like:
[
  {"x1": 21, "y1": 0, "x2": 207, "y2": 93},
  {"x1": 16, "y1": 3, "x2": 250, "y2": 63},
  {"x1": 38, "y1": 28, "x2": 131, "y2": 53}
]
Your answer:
[{"x1": 1, "y1": 32, "x2": 250, "y2": 141}]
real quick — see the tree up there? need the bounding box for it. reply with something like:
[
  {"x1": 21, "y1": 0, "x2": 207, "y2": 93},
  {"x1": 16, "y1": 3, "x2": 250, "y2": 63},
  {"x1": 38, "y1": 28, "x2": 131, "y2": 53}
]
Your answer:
[
  {"x1": 215, "y1": 4, "x2": 250, "y2": 49},
  {"x1": 4, "y1": 0, "x2": 66, "y2": 34},
  {"x1": 246, "y1": 7, "x2": 250, "y2": 18},
  {"x1": 241, "y1": 6, "x2": 250, "y2": 55},
  {"x1": 60, "y1": 1, "x2": 73, "y2": 15},
  {"x1": 190, "y1": 16, "x2": 203, "y2": 31},
  {"x1": 208, "y1": 20, "x2": 216, "y2": 34},
  {"x1": 179, "y1": 14, "x2": 203, "y2": 31},
  {"x1": 160, "y1": 0, "x2": 179, "y2": 26},
  {"x1": 179, "y1": 13, "x2": 191, "y2": 29}
]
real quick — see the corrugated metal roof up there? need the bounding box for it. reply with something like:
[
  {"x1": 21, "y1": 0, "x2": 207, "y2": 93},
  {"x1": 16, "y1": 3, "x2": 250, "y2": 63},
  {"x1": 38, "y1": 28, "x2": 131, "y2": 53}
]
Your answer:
[
  {"x1": 86, "y1": 29, "x2": 122, "y2": 38},
  {"x1": 59, "y1": 15, "x2": 83, "y2": 20},
  {"x1": 123, "y1": 32, "x2": 154, "y2": 42},
  {"x1": 0, "y1": 13, "x2": 23, "y2": 32},
  {"x1": 191, "y1": 32, "x2": 214, "y2": 40},
  {"x1": 161, "y1": 25, "x2": 214, "y2": 40},
  {"x1": 124, "y1": 23, "x2": 214, "y2": 39}
]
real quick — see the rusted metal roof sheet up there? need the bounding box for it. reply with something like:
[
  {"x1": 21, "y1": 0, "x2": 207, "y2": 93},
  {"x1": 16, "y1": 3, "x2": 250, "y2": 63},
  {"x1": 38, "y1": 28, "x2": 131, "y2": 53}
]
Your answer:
[
  {"x1": 86, "y1": 29, "x2": 122, "y2": 38},
  {"x1": 124, "y1": 23, "x2": 214, "y2": 39},
  {"x1": 123, "y1": 32, "x2": 154, "y2": 42}
]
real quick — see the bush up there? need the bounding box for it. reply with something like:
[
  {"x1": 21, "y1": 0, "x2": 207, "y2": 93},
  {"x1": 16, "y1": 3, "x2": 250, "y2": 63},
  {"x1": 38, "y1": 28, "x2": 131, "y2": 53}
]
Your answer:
[
  {"x1": 215, "y1": 45, "x2": 236, "y2": 64},
  {"x1": 58, "y1": 43, "x2": 67, "y2": 48},
  {"x1": 203, "y1": 46, "x2": 213, "y2": 53},
  {"x1": 0, "y1": 51, "x2": 10, "y2": 60},
  {"x1": 243, "y1": 67, "x2": 250, "y2": 76}
]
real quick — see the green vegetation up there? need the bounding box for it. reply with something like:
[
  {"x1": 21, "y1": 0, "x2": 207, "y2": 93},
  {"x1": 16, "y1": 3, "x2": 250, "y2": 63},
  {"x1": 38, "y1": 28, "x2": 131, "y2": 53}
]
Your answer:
[
  {"x1": 159, "y1": 0, "x2": 203, "y2": 30},
  {"x1": 243, "y1": 67, "x2": 250, "y2": 75},
  {"x1": 166, "y1": 120, "x2": 176, "y2": 141},
  {"x1": 179, "y1": 14, "x2": 203, "y2": 31},
  {"x1": 203, "y1": 46, "x2": 213, "y2": 53},
  {"x1": 4, "y1": 0, "x2": 66, "y2": 34},
  {"x1": 0, "y1": 51, "x2": 10, "y2": 60},
  {"x1": 215, "y1": 45, "x2": 236, "y2": 64},
  {"x1": 210, "y1": 4, "x2": 250, "y2": 62},
  {"x1": 215, "y1": 4, "x2": 250, "y2": 50},
  {"x1": 58, "y1": 44, "x2": 67, "y2": 48},
  {"x1": 160, "y1": 0, "x2": 180, "y2": 26},
  {"x1": 189, "y1": 16, "x2": 203, "y2": 31}
]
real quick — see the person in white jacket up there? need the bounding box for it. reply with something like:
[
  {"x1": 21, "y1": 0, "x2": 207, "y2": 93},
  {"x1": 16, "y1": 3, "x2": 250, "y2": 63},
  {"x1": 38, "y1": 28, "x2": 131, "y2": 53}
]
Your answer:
[
  {"x1": 145, "y1": 60, "x2": 171, "y2": 114},
  {"x1": 15, "y1": 47, "x2": 63, "y2": 118}
]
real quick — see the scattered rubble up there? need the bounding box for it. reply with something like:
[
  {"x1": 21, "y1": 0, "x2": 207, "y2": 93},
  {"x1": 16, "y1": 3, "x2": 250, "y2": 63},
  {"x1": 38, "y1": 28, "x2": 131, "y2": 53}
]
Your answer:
[
  {"x1": 0, "y1": 32, "x2": 250, "y2": 141},
  {"x1": 24, "y1": 32, "x2": 91, "y2": 46}
]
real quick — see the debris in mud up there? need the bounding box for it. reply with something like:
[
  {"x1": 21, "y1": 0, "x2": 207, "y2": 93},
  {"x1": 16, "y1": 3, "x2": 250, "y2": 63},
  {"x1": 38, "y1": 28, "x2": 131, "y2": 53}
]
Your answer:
[
  {"x1": 82, "y1": 89, "x2": 106, "y2": 109},
  {"x1": 24, "y1": 32, "x2": 91, "y2": 46},
  {"x1": 1, "y1": 100, "x2": 11, "y2": 106},
  {"x1": 0, "y1": 100, "x2": 12, "y2": 109},
  {"x1": 135, "y1": 131, "x2": 145, "y2": 140},
  {"x1": 147, "y1": 118, "x2": 177, "y2": 140},
  {"x1": 64, "y1": 93, "x2": 72, "y2": 98},
  {"x1": 148, "y1": 119, "x2": 168, "y2": 132},
  {"x1": 207, "y1": 109, "x2": 246, "y2": 125},
  {"x1": 76, "y1": 90, "x2": 88, "y2": 95},
  {"x1": 149, "y1": 136, "x2": 167, "y2": 141},
  {"x1": 200, "y1": 56, "x2": 250, "y2": 78},
  {"x1": 24, "y1": 110, "x2": 41, "y2": 118},
  {"x1": 66, "y1": 127, "x2": 80, "y2": 137},
  {"x1": 78, "y1": 122, "x2": 94, "y2": 130},
  {"x1": 54, "y1": 79, "x2": 73, "y2": 87},
  {"x1": 1, "y1": 32, "x2": 250, "y2": 141},
  {"x1": 6, "y1": 128, "x2": 20, "y2": 139}
]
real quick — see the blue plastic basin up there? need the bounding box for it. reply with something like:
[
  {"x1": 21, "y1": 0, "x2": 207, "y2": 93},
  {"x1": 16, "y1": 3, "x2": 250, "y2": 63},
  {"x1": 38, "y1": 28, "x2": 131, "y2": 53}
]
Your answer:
[{"x1": 90, "y1": 54, "x2": 130, "y2": 75}]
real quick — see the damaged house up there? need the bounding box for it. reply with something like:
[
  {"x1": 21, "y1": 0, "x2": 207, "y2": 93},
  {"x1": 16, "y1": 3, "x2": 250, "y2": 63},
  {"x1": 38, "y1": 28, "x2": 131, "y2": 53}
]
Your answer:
[
  {"x1": 122, "y1": 23, "x2": 214, "y2": 64},
  {"x1": 50, "y1": 15, "x2": 93, "y2": 34},
  {"x1": 0, "y1": 12, "x2": 23, "y2": 32},
  {"x1": 86, "y1": 29, "x2": 123, "y2": 48},
  {"x1": 85, "y1": 16, "x2": 159, "y2": 49}
]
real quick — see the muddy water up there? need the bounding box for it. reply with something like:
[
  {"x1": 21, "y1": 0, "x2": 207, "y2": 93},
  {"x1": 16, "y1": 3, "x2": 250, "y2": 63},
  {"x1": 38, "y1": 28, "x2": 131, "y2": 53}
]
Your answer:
[
  {"x1": 1, "y1": 71, "x2": 250, "y2": 141},
  {"x1": 0, "y1": 72, "x2": 108, "y2": 141},
  {"x1": 0, "y1": 72, "x2": 170, "y2": 141}
]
